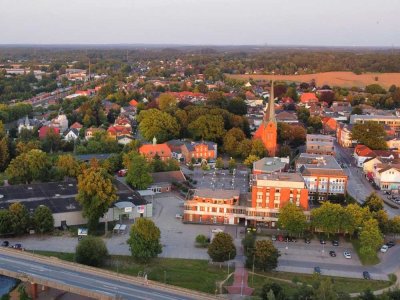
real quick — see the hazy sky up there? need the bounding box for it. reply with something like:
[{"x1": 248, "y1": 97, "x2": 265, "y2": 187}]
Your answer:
[{"x1": 1, "y1": 0, "x2": 399, "y2": 46}]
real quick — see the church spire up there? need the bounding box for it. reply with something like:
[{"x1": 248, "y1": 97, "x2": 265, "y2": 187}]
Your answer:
[{"x1": 264, "y1": 81, "x2": 276, "y2": 124}]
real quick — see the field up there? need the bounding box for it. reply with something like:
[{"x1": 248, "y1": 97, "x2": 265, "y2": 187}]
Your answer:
[{"x1": 226, "y1": 72, "x2": 400, "y2": 88}]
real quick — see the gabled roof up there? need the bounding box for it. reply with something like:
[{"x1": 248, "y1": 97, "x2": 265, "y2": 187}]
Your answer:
[
  {"x1": 64, "y1": 128, "x2": 79, "y2": 136},
  {"x1": 275, "y1": 111, "x2": 297, "y2": 121},
  {"x1": 70, "y1": 122, "x2": 83, "y2": 129},
  {"x1": 300, "y1": 93, "x2": 319, "y2": 104},
  {"x1": 129, "y1": 99, "x2": 138, "y2": 107},
  {"x1": 139, "y1": 143, "x2": 172, "y2": 157},
  {"x1": 354, "y1": 144, "x2": 374, "y2": 157},
  {"x1": 151, "y1": 170, "x2": 186, "y2": 184}
]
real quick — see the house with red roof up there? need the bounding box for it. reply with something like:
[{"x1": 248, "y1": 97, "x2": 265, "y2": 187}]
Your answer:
[
  {"x1": 85, "y1": 127, "x2": 105, "y2": 140},
  {"x1": 354, "y1": 145, "x2": 375, "y2": 167},
  {"x1": 129, "y1": 99, "x2": 138, "y2": 107},
  {"x1": 107, "y1": 125, "x2": 132, "y2": 139},
  {"x1": 300, "y1": 93, "x2": 319, "y2": 104},
  {"x1": 322, "y1": 117, "x2": 338, "y2": 135},
  {"x1": 70, "y1": 122, "x2": 83, "y2": 130},
  {"x1": 39, "y1": 126, "x2": 60, "y2": 139},
  {"x1": 139, "y1": 138, "x2": 172, "y2": 161}
]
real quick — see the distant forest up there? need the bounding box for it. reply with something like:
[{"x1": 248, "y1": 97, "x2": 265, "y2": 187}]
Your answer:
[{"x1": 1, "y1": 46, "x2": 400, "y2": 75}]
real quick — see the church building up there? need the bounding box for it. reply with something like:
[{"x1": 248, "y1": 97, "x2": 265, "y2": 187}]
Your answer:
[{"x1": 253, "y1": 81, "x2": 277, "y2": 156}]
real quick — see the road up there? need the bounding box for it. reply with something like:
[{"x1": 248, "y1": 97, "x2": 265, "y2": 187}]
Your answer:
[
  {"x1": 0, "y1": 250, "x2": 213, "y2": 300},
  {"x1": 335, "y1": 142, "x2": 399, "y2": 217}
]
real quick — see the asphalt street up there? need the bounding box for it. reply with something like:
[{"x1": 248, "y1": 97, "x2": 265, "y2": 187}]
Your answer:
[{"x1": 0, "y1": 251, "x2": 206, "y2": 300}]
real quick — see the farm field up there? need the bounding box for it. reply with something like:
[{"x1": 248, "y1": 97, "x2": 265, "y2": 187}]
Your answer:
[{"x1": 226, "y1": 72, "x2": 400, "y2": 88}]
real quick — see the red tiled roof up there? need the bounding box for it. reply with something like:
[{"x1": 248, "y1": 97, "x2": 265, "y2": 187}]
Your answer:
[
  {"x1": 70, "y1": 122, "x2": 83, "y2": 129},
  {"x1": 129, "y1": 99, "x2": 138, "y2": 107},
  {"x1": 354, "y1": 144, "x2": 374, "y2": 157},
  {"x1": 39, "y1": 126, "x2": 60, "y2": 139},
  {"x1": 300, "y1": 93, "x2": 319, "y2": 104},
  {"x1": 139, "y1": 143, "x2": 172, "y2": 158}
]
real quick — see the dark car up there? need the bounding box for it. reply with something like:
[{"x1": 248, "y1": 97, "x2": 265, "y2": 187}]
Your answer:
[
  {"x1": 329, "y1": 250, "x2": 336, "y2": 257},
  {"x1": 1, "y1": 241, "x2": 9, "y2": 247},
  {"x1": 12, "y1": 243, "x2": 23, "y2": 250},
  {"x1": 332, "y1": 240, "x2": 339, "y2": 246},
  {"x1": 386, "y1": 241, "x2": 396, "y2": 248},
  {"x1": 304, "y1": 238, "x2": 311, "y2": 244},
  {"x1": 320, "y1": 239, "x2": 326, "y2": 245},
  {"x1": 363, "y1": 271, "x2": 371, "y2": 280},
  {"x1": 314, "y1": 266, "x2": 321, "y2": 274}
]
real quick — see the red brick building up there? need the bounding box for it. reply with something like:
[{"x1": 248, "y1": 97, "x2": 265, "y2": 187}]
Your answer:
[{"x1": 139, "y1": 138, "x2": 172, "y2": 161}]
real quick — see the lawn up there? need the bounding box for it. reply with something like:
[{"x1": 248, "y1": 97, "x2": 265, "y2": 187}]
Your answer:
[
  {"x1": 248, "y1": 271, "x2": 392, "y2": 298},
  {"x1": 33, "y1": 251, "x2": 232, "y2": 294},
  {"x1": 351, "y1": 239, "x2": 380, "y2": 265}
]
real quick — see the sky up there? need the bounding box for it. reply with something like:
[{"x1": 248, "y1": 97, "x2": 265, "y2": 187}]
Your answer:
[{"x1": 1, "y1": 0, "x2": 400, "y2": 47}]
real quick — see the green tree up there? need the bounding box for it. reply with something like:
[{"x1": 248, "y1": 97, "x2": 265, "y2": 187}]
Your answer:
[
  {"x1": 278, "y1": 202, "x2": 307, "y2": 236},
  {"x1": 56, "y1": 154, "x2": 81, "y2": 178},
  {"x1": 253, "y1": 240, "x2": 280, "y2": 271},
  {"x1": 344, "y1": 204, "x2": 372, "y2": 236},
  {"x1": 223, "y1": 128, "x2": 246, "y2": 156},
  {"x1": 314, "y1": 278, "x2": 338, "y2": 300},
  {"x1": 75, "y1": 236, "x2": 109, "y2": 267},
  {"x1": 351, "y1": 106, "x2": 363, "y2": 115},
  {"x1": 0, "y1": 209, "x2": 12, "y2": 235},
  {"x1": 215, "y1": 157, "x2": 224, "y2": 169},
  {"x1": 9, "y1": 202, "x2": 30, "y2": 235},
  {"x1": 359, "y1": 218, "x2": 383, "y2": 258},
  {"x1": 6, "y1": 149, "x2": 50, "y2": 184},
  {"x1": 260, "y1": 282, "x2": 285, "y2": 300},
  {"x1": 296, "y1": 107, "x2": 310, "y2": 124},
  {"x1": 195, "y1": 234, "x2": 208, "y2": 248},
  {"x1": 41, "y1": 127, "x2": 62, "y2": 153},
  {"x1": 126, "y1": 154, "x2": 153, "y2": 189},
  {"x1": 244, "y1": 155, "x2": 260, "y2": 169},
  {"x1": 228, "y1": 158, "x2": 236, "y2": 172},
  {"x1": 33, "y1": 205, "x2": 54, "y2": 234},
  {"x1": 389, "y1": 216, "x2": 400, "y2": 235},
  {"x1": 351, "y1": 122, "x2": 387, "y2": 150},
  {"x1": 363, "y1": 192, "x2": 384, "y2": 212},
  {"x1": 207, "y1": 232, "x2": 236, "y2": 263},
  {"x1": 0, "y1": 121, "x2": 9, "y2": 171},
  {"x1": 188, "y1": 114, "x2": 226, "y2": 142},
  {"x1": 365, "y1": 84, "x2": 386, "y2": 94},
  {"x1": 138, "y1": 109, "x2": 180, "y2": 142},
  {"x1": 251, "y1": 139, "x2": 267, "y2": 157},
  {"x1": 311, "y1": 202, "x2": 344, "y2": 236},
  {"x1": 127, "y1": 218, "x2": 162, "y2": 263},
  {"x1": 157, "y1": 94, "x2": 177, "y2": 111},
  {"x1": 76, "y1": 165, "x2": 117, "y2": 231}
]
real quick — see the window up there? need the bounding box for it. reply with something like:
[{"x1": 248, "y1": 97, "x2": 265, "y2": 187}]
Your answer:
[{"x1": 274, "y1": 203, "x2": 280, "y2": 209}]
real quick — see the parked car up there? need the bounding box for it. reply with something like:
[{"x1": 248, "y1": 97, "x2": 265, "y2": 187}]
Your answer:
[
  {"x1": 363, "y1": 271, "x2": 371, "y2": 280},
  {"x1": 320, "y1": 239, "x2": 326, "y2": 245},
  {"x1": 314, "y1": 266, "x2": 321, "y2": 274},
  {"x1": 271, "y1": 235, "x2": 277, "y2": 241},
  {"x1": 332, "y1": 240, "x2": 339, "y2": 246},
  {"x1": 380, "y1": 245, "x2": 389, "y2": 253},
  {"x1": 386, "y1": 241, "x2": 395, "y2": 248},
  {"x1": 117, "y1": 169, "x2": 128, "y2": 177},
  {"x1": 304, "y1": 238, "x2": 311, "y2": 244},
  {"x1": 329, "y1": 250, "x2": 336, "y2": 257},
  {"x1": 12, "y1": 243, "x2": 23, "y2": 250},
  {"x1": 1, "y1": 241, "x2": 9, "y2": 247},
  {"x1": 277, "y1": 235, "x2": 284, "y2": 242},
  {"x1": 343, "y1": 251, "x2": 352, "y2": 259}
]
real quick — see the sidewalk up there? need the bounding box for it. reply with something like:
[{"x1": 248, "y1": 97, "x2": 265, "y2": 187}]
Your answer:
[{"x1": 225, "y1": 239, "x2": 254, "y2": 299}]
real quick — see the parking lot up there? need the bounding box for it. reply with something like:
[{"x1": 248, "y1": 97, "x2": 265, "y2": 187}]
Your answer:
[{"x1": 185, "y1": 168, "x2": 249, "y2": 193}]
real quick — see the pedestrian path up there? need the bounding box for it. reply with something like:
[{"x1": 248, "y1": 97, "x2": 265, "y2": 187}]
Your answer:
[{"x1": 226, "y1": 240, "x2": 254, "y2": 298}]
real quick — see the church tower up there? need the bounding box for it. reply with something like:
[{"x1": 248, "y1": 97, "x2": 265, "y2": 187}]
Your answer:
[{"x1": 253, "y1": 81, "x2": 277, "y2": 157}]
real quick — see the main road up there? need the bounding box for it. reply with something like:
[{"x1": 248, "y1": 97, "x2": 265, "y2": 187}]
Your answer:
[{"x1": 0, "y1": 249, "x2": 217, "y2": 300}]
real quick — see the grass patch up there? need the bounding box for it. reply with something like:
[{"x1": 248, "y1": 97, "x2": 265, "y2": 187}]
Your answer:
[
  {"x1": 248, "y1": 271, "x2": 391, "y2": 297},
  {"x1": 351, "y1": 239, "x2": 380, "y2": 265},
  {"x1": 33, "y1": 251, "x2": 231, "y2": 294}
]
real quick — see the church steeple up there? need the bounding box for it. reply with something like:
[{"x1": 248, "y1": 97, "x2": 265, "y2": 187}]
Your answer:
[{"x1": 264, "y1": 81, "x2": 276, "y2": 124}]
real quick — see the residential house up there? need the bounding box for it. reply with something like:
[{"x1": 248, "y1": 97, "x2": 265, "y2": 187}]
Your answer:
[
  {"x1": 117, "y1": 135, "x2": 134, "y2": 145},
  {"x1": 387, "y1": 138, "x2": 400, "y2": 152},
  {"x1": 373, "y1": 164, "x2": 400, "y2": 191},
  {"x1": 321, "y1": 117, "x2": 338, "y2": 135},
  {"x1": 300, "y1": 93, "x2": 319, "y2": 105},
  {"x1": 181, "y1": 141, "x2": 218, "y2": 163},
  {"x1": 306, "y1": 134, "x2": 335, "y2": 156},
  {"x1": 139, "y1": 138, "x2": 172, "y2": 161},
  {"x1": 336, "y1": 123, "x2": 354, "y2": 148},
  {"x1": 64, "y1": 128, "x2": 80, "y2": 141},
  {"x1": 85, "y1": 127, "x2": 105, "y2": 140},
  {"x1": 39, "y1": 126, "x2": 60, "y2": 139},
  {"x1": 296, "y1": 154, "x2": 348, "y2": 201},
  {"x1": 17, "y1": 116, "x2": 42, "y2": 133},
  {"x1": 166, "y1": 140, "x2": 185, "y2": 161},
  {"x1": 50, "y1": 114, "x2": 68, "y2": 133},
  {"x1": 107, "y1": 125, "x2": 132, "y2": 139},
  {"x1": 354, "y1": 145, "x2": 375, "y2": 167},
  {"x1": 70, "y1": 122, "x2": 83, "y2": 130}
]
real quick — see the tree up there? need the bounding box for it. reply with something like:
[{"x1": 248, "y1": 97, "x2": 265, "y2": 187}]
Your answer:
[
  {"x1": 9, "y1": 202, "x2": 30, "y2": 235},
  {"x1": 363, "y1": 193, "x2": 384, "y2": 212},
  {"x1": 126, "y1": 154, "x2": 153, "y2": 189},
  {"x1": 0, "y1": 126, "x2": 9, "y2": 171},
  {"x1": 56, "y1": 154, "x2": 81, "y2": 178},
  {"x1": 127, "y1": 218, "x2": 162, "y2": 263},
  {"x1": 41, "y1": 128, "x2": 62, "y2": 153},
  {"x1": 0, "y1": 209, "x2": 12, "y2": 235},
  {"x1": 313, "y1": 278, "x2": 338, "y2": 300},
  {"x1": 76, "y1": 165, "x2": 117, "y2": 231},
  {"x1": 253, "y1": 240, "x2": 280, "y2": 271},
  {"x1": 208, "y1": 232, "x2": 236, "y2": 263},
  {"x1": 359, "y1": 218, "x2": 383, "y2": 258},
  {"x1": 244, "y1": 155, "x2": 260, "y2": 169},
  {"x1": 311, "y1": 202, "x2": 344, "y2": 236},
  {"x1": 260, "y1": 282, "x2": 285, "y2": 300},
  {"x1": 223, "y1": 128, "x2": 246, "y2": 156},
  {"x1": 351, "y1": 122, "x2": 387, "y2": 150},
  {"x1": 215, "y1": 157, "x2": 224, "y2": 169},
  {"x1": 296, "y1": 107, "x2": 310, "y2": 124},
  {"x1": 33, "y1": 205, "x2": 54, "y2": 234},
  {"x1": 351, "y1": 106, "x2": 363, "y2": 115},
  {"x1": 138, "y1": 109, "x2": 180, "y2": 142},
  {"x1": 389, "y1": 216, "x2": 400, "y2": 235},
  {"x1": 278, "y1": 202, "x2": 307, "y2": 236},
  {"x1": 365, "y1": 84, "x2": 386, "y2": 94},
  {"x1": 188, "y1": 114, "x2": 226, "y2": 142},
  {"x1": 6, "y1": 149, "x2": 50, "y2": 184},
  {"x1": 227, "y1": 98, "x2": 247, "y2": 115},
  {"x1": 157, "y1": 94, "x2": 177, "y2": 111},
  {"x1": 344, "y1": 204, "x2": 372, "y2": 236},
  {"x1": 373, "y1": 209, "x2": 390, "y2": 234},
  {"x1": 251, "y1": 139, "x2": 267, "y2": 157},
  {"x1": 228, "y1": 158, "x2": 236, "y2": 172},
  {"x1": 195, "y1": 234, "x2": 208, "y2": 248},
  {"x1": 75, "y1": 236, "x2": 109, "y2": 267}
]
